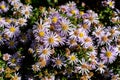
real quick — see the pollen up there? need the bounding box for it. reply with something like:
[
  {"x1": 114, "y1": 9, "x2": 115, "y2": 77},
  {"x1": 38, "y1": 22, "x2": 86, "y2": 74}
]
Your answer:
[
  {"x1": 71, "y1": 10, "x2": 75, "y2": 15},
  {"x1": 0, "y1": 4, "x2": 6, "y2": 10},
  {"x1": 38, "y1": 31, "x2": 45, "y2": 37},
  {"x1": 9, "y1": 27, "x2": 16, "y2": 32},
  {"x1": 61, "y1": 24, "x2": 69, "y2": 31},
  {"x1": 48, "y1": 37, "x2": 54, "y2": 43},
  {"x1": 70, "y1": 55, "x2": 76, "y2": 61},
  {"x1": 79, "y1": 32, "x2": 84, "y2": 38},
  {"x1": 106, "y1": 51, "x2": 112, "y2": 58},
  {"x1": 79, "y1": 11, "x2": 84, "y2": 16},
  {"x1": 102, "y1": 36, "x2": 108, "y2": 42},
  {"x1": 42, "y1": 49, "x2": 48, "y2": 55},
  {"x1": 52, "y1": 17, "x2": 58, "y2": 23},
  {"x1": 56, "y1": 59, "x2": 62, "y2": 65}
]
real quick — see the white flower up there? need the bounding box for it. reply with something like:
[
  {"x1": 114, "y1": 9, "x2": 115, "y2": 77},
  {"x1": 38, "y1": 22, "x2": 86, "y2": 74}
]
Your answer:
[
  {"x1": 3, "y1": 53, "x2": 11, "y2": 61},
  {"x1": 96, "y1": 61, "x2": 106, "y2": 74}
]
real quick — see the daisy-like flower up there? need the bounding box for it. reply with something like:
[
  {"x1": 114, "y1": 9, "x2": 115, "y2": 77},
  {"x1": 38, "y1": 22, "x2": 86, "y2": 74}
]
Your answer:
[
  {"x1": 0, "y1": 1, "x2": 9, "y2": 13},
  {"x1": 76, "y1": 58, "x2": 91, "y2": 75},
  {"x1": 4, "y1": 25, "x2": 20, "y2": 38},
  {"x1": 37, "y1": 58, "x2": 47, "y2": 68},
  {"x1": 52, "y1": 55, "x2": 66, "y2": 69},
  {"x1": 106, "y1": 0, "x2": 115, "y2": 8},
  {"x1": 11, "y1": 73, "x2": 21, "y2": 80},
  {"x1": 106, "y1": 26, "x2": 120, "y2": 40},
  {"x1": 82, "y1": 36, "x2": 93, "y2": 48},
  {"x1": 3, "y1": 53, "x2": 11, "y2": 61},
  {"x1": 83, "y1": 10, "x2": 99, "y2": 25},
  {"x1": 96, "y1": 61, "x2": 106, "y2": 74},
  {"x1": 92, "y1": 26, "x2": 105, "y2": 38},
  {"x1": 100, "y1": 46, "x2": 119, "y2": 63},
  {"x1": 58, "y1": 17, "x2": 73, "y2": 36},
  {"x1": 68, "y1": 53, "x2": 78, "y2": 65},
  {"x1": 21, "y1": 5, "x2": 33, "y2": 18},
  {"x1": 43, "y1": 32, "x2": 59, "y2": 48},
  {"x1": 6, "y1": 38, "x2": 18, "y2": 49},
  {"x1": 17, "y1": 18, "x2": 27, "y2": 26},
  {"x1": 37, "y1": 47, "x2": 52, "y2": 60},
  {"x1": 98, "y1": 31, "x2": 111, "y2": 45},
  {"x1": 66, "y1": 38, "x2": 78, "y2": 48},
  {"x1": 12, "y1": 2, "x2": 23, "y2": 10},
  {"x1": 111, "y1": 74, "x2": 120, "y2": 80},
  {"x1": 7, "y1": 52, "x2": 24, "y2": 68},
  {"x1": 32, "y1": 64, "x2": 40, "y2": 72}
]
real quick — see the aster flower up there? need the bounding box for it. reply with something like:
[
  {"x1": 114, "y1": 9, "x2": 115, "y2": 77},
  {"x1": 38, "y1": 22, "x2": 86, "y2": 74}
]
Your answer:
[
  {"x1": 52, "y1": 55, "x2": 66, "y2": 69},
  {"x1": 4, "y1": 24, "x2": 20, "y2": 38},
  {"x1": 83, "y1": 10, "x2": 99, "y2": 25},
  {"x1": 100, "y1": 46, "x2": 119, "y2": 63},
  {"x1": 32, "y1": 64, "x2": 40, "y2": 72},
  {"x1": 5, "y1": 38, "x2": 18, "y2": 49},
  {"x1": 17, "y1": 18, "x2": 27, "y2": 26},
  {"x1": 76, "y1": 58, "x2": 91, "y2": 75},
  {"x1": 12, "y1": 2, "x2": 23, "y2": 10},
  {"x1": 82, "y1": 36, "x2": 93, "y2": 48},
  {"x1": 43, "y1": 32, "x2": 59, "y2": 48},
  {"x1": 66, "y1": 38, "x2": 78, "y2": 48},
  {"x1": 3, "y1": 53, "x2": 11, "y2": 61},
  {"x1": 0, "y1": 1, "x2": 9, "y2": 13},
  {"x1": 37, "y1": 47, "x2": 52, "y2": 60},
  {"x1": 58, "y1": 17, "x2": 73, "y2": 36},
  {"x1": 21, "y1": 5, "x2": 33, "y2": 18},
  {"x1": 68, "y1": 53, "x2": 78, "y2": 65},
  {"x1": 11, "y1": 73, "x2": 21, "y2": 80},
  {"x1": 96, "y1": 61, "x2": 106, "y2": 74},
  {"x1": 106, "y1": 0, "x2": 115, "y2": 8}
]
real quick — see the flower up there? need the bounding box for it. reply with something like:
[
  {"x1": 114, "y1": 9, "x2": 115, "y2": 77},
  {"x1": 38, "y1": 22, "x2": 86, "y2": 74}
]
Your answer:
[
  {"x1": 4, "y1": 25, "x2": 20, "y2": 38},
  {"x1": 37, "y1": 47, "x2": 52, "y2": 60},
  {"x1": 17, "y1": 18, "x2": 27, "y2": 26},
  {"x1": 3, "y1": 53, "x2": 11, "y2": 61},
  {"x1": 0, "y1": 1, "x2": 9, "y2": 13},
  {"x1": 68, "y1": 53, "x2": 78, "y2": 65},
  {"x1": 21, "y1": 5, "x2": 33, "y2": 18},
  {"x1": 76, "y1": 58, "x2": 91, "y2": 75},
  {"x1": 52, "y1": 55, "x2": 66, "y2": 69},
  {"x1": 96, "y1": 61, "x2": 106, "y2": 74},
  {"x1": 100, "y1": 46, "x2": 119, "y2": 63},
  {"x1": 11, "y1": 73, "x2": 21, "y2": 80},
  {"x1": 32, "y1": 64, "x2": 40, "y2": 72},
  {"x1": 43, "y1": 32, "x2": 59, "y2": 48}
]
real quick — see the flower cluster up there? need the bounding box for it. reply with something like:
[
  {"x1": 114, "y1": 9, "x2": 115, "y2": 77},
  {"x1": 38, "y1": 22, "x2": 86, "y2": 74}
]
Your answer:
[{"x1": 0, "y1": 0, "x2": 120, "y2": 80}]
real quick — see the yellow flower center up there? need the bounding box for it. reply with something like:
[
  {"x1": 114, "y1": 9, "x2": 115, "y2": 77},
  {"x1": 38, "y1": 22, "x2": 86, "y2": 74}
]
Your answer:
[
  {"x1": 48, "y1": 37, "x2": 54, "y2": 43},
  {"x1": 61, "y1": 24, "x2": 69, "y2": 31},
  {"x1": 71, "y1": 10, "x2": 75, "y2": 15},
  {"x1": 52, "y1": 17, "x2": 58, "y2": 23},
  {"x1": 9, "y1": 27, "x2": 16, "y2": 32},
  {"x1": 6, "y1": 18, "x2": 11, "y2": 23},
  {"x1": 106, "y1": 51, "x2": 112, "y2": 58},
  {"x1": 42, "y1": 49, "x2": 48, "y2": 55},
  {"x1": 79, "y1": 11, "x2": 84, "y2": 16},
  {"x1": 40, "y1": 59, "x2": 46, "y2": 67},
  {"x1": 11, "y1": 58, "x2": 16, "y2": 63},
  {"x1": 109, "y1": 2, "x2": 113, "y2": 7},
  {"x1": 79, "y1": 32, "x2": 84, "y2": 38},
  {"x1": 70, "y1": 55, "x2": 76, "y2": 61},
  {"x1": 70, "y1": 39, "x2": 76, "y2": 44},
  {"x1": 0, "y1": 4, "x2": 6, "y2": 10},
  {"x1": 9, "y1": 41, "x2": 15, "y2": 46},
  {"x1": 38, "y1": 31, "x2": 45, "y2": 37},
  {"x1": 84, "y1": 37, "x2": 91, "y2": 42}
]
